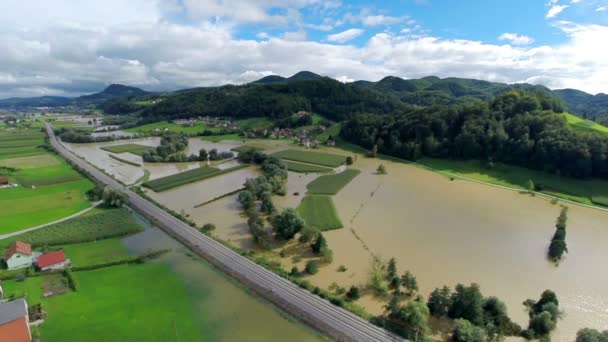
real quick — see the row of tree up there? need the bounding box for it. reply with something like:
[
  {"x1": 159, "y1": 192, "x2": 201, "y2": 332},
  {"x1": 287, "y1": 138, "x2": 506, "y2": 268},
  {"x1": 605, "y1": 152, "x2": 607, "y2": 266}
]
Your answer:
[
  {"x1": 55, "y1": 128, "x2": 114, "y2": 143},
  {"x1": 141, "y1": 133, "x2": 189, "y2": 162},
  {"x1": 341, "y1": 91, "x2": 608, "y2": 180},
  {"x1": 548, "y1": 206, "x2": 569, "y2": 262}
]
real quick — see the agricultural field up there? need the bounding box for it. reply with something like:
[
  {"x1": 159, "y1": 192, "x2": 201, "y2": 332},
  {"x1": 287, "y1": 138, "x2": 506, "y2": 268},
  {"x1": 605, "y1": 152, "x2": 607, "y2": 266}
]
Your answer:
[
  {"x1": 564, "y1": 113, "x2": 608, "y2": 134},
  {"x1": 143, "y1": 164, "x2": 248, "y2": 192},
  {"x1": 419, "y1": 157, "x2": 608, "y2": 206},
  {"x1": 306, "y1": 169, "x2": 361, "y2": 195},
  {"x1": 100, "y1": 143, "x2": 153, "y2": 156},
  {"x1": 297, "y1": 195, "x2": 343, "y2": 231},
  {"x1": 2, "y1": 263, "x2": 202, "y2": 341},
  {"x1": 315, "y1": 123, "x2": 342, "y2": 142},
  {"x1": 200, "y1": 133, "x2": 242, "y2": 142},
  {"x1": 231, "y1": 143, "x2": 267, "y2": 154},
  {"x1": 0, "y1": 130, "x2": 46, "y2": 160},
  {"x1": 273, "y1": 149, "x2": 346, "y2": 168},
  {"x1": 0, "y1": 208, "x2": 143, "y2": 248},
  {"x1": 237, "y1": 117, "x2": 274, "y2": 130},
  {"x1": 58, "y1": 238, "x2": 131, "y2": 267},
  {"x1": 284, "y1": 160, "x2": 333, "y2": 173},
  {"x1": 126, "y1": 121, "x2": 220, "y2": 134}
]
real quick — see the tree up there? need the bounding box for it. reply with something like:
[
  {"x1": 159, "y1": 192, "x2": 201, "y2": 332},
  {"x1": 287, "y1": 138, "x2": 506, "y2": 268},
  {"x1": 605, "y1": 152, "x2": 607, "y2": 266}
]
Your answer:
[
  {"x1": 102, "y1": 187, "x2": 128, "y2": 208},
  {"x1": 448, "y1": 283, "x2": 485, "y2": 326},
  {"x1": 372, "y1": 144, "x2": 378, "y2": 158},
  {"x1": 311, "y1": 233, "x2": 327, "y2": 254},
  {"x1": 452, "y1": 319, "x2": 486, "y2": 342},
  {"x1": 377, "y1": 164, "x2": 387, "y2": 174},
  {"x1": 526, "y1": 179, "x2": 535, "y2": 192},
  {"x1": 272, "y1": 208, "x2": 305, "y2": 240},
  {"x1": 523, "y1": 290, "x2": 562, "y2": 339},
  {"x1": 346, "y1": 286, "x2": 360, "y2": 301},
  {"x1": 427, "y1": 286, "x2": 452, "y2": 317},
  {"x1": 576, "y1": 328, "x2": 608, "y2": 342},
  {"x1": 387, "y1": 257, "x2": 397, "y2": 280},
  {"x1": 400, "y1": 271, "x2": 418, "y2": 296},
  {"x1": 260, "y1": 191, "x2": 275, "y2": 214},
  {"x1": 397, "y1": 298, "x2": 430, "y2": 342},
  {"x1": 346, "y1": 156, "x2": 354, "y2": 165},
  {"x1": 237, "y1": 190, "x2": 255, "y2": 210},
  {"x1": 305, "y1": 260, "x2": 319, "y2": 275},
  {"x1": 198, "y1": 148, "x2": 208, "y2": 161},
  {"x1": 201, "y1": 223, "x2": 216, "y2": 232}
]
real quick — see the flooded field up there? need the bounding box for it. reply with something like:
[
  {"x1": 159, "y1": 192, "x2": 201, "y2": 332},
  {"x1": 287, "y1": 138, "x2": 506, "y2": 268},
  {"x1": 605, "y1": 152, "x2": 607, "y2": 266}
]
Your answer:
[{"x1": 123, "y1": 212, "x2": 323, "y2": 341}]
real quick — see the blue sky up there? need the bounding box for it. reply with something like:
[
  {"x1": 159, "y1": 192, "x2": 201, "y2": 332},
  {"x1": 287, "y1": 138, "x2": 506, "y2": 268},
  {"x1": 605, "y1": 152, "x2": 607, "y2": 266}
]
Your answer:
[{"x1": 0, "y1": 0, "x2": 607, "y2": 98}]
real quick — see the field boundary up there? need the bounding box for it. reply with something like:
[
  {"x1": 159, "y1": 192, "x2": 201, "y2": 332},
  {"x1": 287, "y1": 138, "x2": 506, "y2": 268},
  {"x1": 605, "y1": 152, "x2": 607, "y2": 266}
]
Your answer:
[{"x1": 109, "y1": 154, "x2": 142, "y2": 167}]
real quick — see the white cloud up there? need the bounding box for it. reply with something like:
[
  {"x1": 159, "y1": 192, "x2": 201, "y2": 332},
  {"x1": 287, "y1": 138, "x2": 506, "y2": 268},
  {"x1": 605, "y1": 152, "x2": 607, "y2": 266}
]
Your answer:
[
  {"x1": 547, "y1": 4, "x2": 569, "y2": 18},
  {"x1": 498, "y1": 33, "x2": 535, "y2": 45},
  {"x1": 361, "y1": 15, "x2": 405, "y2": 26},
  {"x1": 327, "y1": 28, "x2": 364, "y2": 43},
  {"x1": 597, "y1": 6, "x2": 606, "y2": 11},
  {"x1": 1, "y1": 2, "x2": 608, "y2": 98}
]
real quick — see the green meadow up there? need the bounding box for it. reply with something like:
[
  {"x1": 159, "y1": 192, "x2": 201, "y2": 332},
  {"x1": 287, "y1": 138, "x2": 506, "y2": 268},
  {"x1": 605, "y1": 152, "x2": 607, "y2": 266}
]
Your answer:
[
  {"x1": 306, "y1": 169, "x2": 361, "y2": 195},
  {"x1": 564, "y1": 113, "x2": 608, "y2": 134},
  {"x1": 284, "y1": 160, "x2": 333, "y2": 173},
  {"x1": 101, "y1": 143, "x2": 153, "y2": 156},
  {"x1": 143, "y1": 165, "x2": 248, "y2": 192},
  {"x1": 126, "y1": 121, "x2": 220, "y2": 134},
  {"x1": 273, "y1": 149, "x2": 346, "y2": 168},
  {"x1": 297, "y1": 195, "x2": 343, "y2": 231}
]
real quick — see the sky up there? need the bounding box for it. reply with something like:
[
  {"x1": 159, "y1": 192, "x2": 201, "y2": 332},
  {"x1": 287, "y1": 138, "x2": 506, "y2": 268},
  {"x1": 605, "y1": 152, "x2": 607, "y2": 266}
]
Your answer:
[{"x1": 1, "y1": 0, "x2": 608, "y2": 98}]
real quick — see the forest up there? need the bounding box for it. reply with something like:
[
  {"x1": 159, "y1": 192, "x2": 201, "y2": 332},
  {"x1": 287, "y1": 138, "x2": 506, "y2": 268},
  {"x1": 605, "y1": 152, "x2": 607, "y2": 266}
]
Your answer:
[{"x1": 340, "y1": 91, "x2": 608, "y2": 180}]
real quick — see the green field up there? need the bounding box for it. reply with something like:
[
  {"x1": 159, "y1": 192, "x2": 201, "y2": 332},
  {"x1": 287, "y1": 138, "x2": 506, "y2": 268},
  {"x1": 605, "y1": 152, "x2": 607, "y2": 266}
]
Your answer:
[
  {"x1": 237, "y1": 117, "x2": 274, "y2": 130},
  {"x1": 143, "y1": 165, "x2": 248, "y2": 192},
  {"x1": 200, "y1": 134, "x2": 242, "y2": 142},
  {"x1": 1, "y1": 208, "x2": 143, "y2": 248},
  {"x1": 101, "y1": 144, "x2": 153, "y2": 156},
  {"x1": 0, "y1": 128, "x2": 95, "y2": 234},
  {"x1": 306, "y1": 169, "x2": 361, "y2": 195},
  {"x1": 231, "y1": 144, "x2": 267, "y2": 153},
  {"x1": 315, "y1": 123, "x2": 342, "y2": 142},
  {"x1": 126, "y1": 121, "x2": 220, "y2": 134},
  {"x1": 284, "y1": 160, "x2": 333, "y2": 173},
  {"x1": 273, "y1": 149, "x2": 346, "y2": 168},
  {"x1": 2, "y1": 263, "x2": 202, "y2": 341},
  {"x1": 564, "y1": 113, "x2": 608, "y2": 134},
  {"x1": 58, "y1": 238, "x2": 131, "y2": 267},
  {"x1": 297, "y1": 195, "x2": 343, "y2": 231},
  {"x1": 419, "y1": 158, "x2": 608, "y2": 206}
]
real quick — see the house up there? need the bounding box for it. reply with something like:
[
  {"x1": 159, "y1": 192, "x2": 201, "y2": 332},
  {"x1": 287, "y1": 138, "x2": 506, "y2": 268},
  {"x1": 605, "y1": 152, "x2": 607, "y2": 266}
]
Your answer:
[
  {"x1": 36, "y1": 250, "x2": 70, "y2": 272},
  {"x1": 0, "y1": 177, "x2": 8, "y2": 186},
  {"x1": 4, "y1": 242, "x2": 33, "y2": 270},
  {"x1": 0, "y1": 299, "x2": 31, "y2": 342}
]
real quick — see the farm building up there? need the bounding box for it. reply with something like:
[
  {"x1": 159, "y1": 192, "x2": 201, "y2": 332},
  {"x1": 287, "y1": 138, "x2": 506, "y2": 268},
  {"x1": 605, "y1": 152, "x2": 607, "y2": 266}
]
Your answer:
[
  {"x1": 0, "y1": 176, "x2": 8, "y2": 186},
  {"x1": 4, "y1": 241, "x2": 33, "y2": 270},
  {"x1": 0, "y1": 298, "x2": 31, "y2": 342},
  {"x1": 36, "y1": 250, "x2": 70, "y2": 271}
]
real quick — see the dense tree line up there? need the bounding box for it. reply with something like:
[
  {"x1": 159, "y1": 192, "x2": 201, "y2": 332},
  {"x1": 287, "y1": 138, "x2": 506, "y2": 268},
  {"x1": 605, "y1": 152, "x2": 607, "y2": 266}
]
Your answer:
[
  {"x1": 576, "y1": 328, "x2": 608, "y2": 342},
  {"x1": 140, "y1": 78, "x2": 402, "y2": 122},
  {"x1": 548, "y1": 206, "x2": 568, "y2": 262},
  {"x1": 341, "y1": 91, "x2": 608, "y2": 180},
  {"x1": 55, "y1": 128, "x2": 114, "y2": 143},
  {"x1": 522, "y1": 290, "x2": 562, "y2": 339}
]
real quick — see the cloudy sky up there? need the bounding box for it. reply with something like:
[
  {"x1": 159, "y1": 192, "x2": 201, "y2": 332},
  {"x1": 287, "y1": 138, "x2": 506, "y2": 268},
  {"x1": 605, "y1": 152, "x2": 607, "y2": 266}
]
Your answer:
[{"x1": 1, "y1": 0, "x2": 607, "y2": 98}]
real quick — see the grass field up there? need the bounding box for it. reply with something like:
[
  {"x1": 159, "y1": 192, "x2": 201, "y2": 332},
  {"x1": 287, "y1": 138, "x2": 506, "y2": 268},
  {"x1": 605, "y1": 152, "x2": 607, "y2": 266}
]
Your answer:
[
  {"x1": 200, "y1": 134, "x2": 242, "y2": 142},
  {"x1": 0, "y1": 129, "x2": 94, "y2": 234},
  {"x1": 237, "y1": 117, "x2": 274, "y2": 130},
  {"x1": 273, "y1": 149, "x2": 346, "y2": 168},
  {"x1": 297, "y1": 195, "x2": 343, "y2": 231},
  {"x1": 101, "y1": 144, "x2": 153, "y2": 156},
  {"x1": 1, "y1": 208, "x2": 143, "y2": 247},
  {"x1": 231, "y1": 144, "x2": 267, "y2": 153},
  {"x1": 564, "y1": 113, "x2": 608, "y2": 134},
  {"x1": 419, "y1": 158, "x2": 608, "y2": 206},
  {"x1": 284, "y1": 160, "x2": 333, "y2": 173},
  {"x1": 126, "y1": 121, "x2": 220, "y2": 134},
  {"x1": 2, "y1": 263, "x2": 202, "y2": 341},
  {"x1": 315, "y1": 123, "x2": 342, "y2": 142},
  {"x1": 306, "y1": 169, "x2": 361, "y2": 195},
  {"x1": 58, "y1": 238, "x2": 131, "y2": 267},
  {"x1": 143, "y1": 165, "x2": 248, "y2": 192}
]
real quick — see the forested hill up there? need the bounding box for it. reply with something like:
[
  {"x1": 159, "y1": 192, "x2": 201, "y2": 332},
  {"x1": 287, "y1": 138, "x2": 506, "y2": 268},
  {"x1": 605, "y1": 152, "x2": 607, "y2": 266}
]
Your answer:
[
  {"x1": 76, "y1": 84, "x2": 149, "y2": 103},
  {"x1": 554, "y1": 89, "x2": 608, "y2": 122},
  {"x1": 140, "y1": 77, "x2": 403, "y2": 122},
  {"x1": 340, "y1": 91, "x2": 608, "y2": 180}
]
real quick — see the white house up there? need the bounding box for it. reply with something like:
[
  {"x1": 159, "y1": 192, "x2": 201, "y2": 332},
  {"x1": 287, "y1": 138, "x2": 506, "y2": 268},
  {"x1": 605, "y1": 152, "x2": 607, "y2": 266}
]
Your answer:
[
  {"x1": 36, "y1": 250, "x2": 70, "y2": 272},
  {"x1": 4, "y1": 242, "x2": 33, "y2": 270}
]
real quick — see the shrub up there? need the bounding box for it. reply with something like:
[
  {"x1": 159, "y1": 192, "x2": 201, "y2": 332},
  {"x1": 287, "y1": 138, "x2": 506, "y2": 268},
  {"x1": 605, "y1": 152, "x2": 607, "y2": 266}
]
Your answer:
[{"x1": 305, "y1": 260, "x2": 319, "y2": 275}]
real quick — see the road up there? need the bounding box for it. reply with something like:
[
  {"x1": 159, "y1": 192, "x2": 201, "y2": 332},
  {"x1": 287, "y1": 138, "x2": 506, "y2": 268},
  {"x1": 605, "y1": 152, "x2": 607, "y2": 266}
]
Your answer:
[{"x1": 45, "y1": 123, "x2": 404, "y2": 342}]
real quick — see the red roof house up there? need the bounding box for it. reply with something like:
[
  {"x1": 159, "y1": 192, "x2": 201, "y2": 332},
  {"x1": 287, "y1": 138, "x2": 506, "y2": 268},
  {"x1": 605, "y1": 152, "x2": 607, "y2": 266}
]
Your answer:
[
  {"x1": 5, "y1": 241, "x2": 31, "y2": 260},
  {"x1": 36, "y1": 250, "x2": 69, "y2": 271},
  {"x1": 0, "y1": 177, "x2": 8, "y2": 185}
]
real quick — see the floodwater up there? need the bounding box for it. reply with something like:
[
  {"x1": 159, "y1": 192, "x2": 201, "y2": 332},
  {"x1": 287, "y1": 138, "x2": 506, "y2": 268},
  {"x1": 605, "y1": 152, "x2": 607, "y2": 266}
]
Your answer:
[
  {"x1": 122, "y1": 212, "x2": 323, "y2": 341},
  {"x1": 321, "y1": 155, "x2": 608, "y2": 341},
  {"x1": 145, "y1": 166, "x2": 261, "y2": 210},
  {"x1": 62, "y1": 138, "x2": 245, "y2": 185}
]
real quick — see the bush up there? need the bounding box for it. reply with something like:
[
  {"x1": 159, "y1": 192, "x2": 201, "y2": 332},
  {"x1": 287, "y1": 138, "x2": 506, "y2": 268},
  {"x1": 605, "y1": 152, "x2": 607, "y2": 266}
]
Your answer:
[
  {"x1": 346, "y1": 286, "x2": 360, "y2": 301},
  {"x1": 201, "y1": 223, "x2": 216, "y2": 233},
  {"x1": 305, "y1": 260, "x2": 319, "y2": 275},
  {"x1": 64, "y1": 269, "x2": 79, "y2": 291}
]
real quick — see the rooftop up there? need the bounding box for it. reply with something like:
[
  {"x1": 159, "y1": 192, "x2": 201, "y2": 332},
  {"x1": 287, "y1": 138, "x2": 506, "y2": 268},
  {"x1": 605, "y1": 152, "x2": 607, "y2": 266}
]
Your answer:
[
  {"x1": 5, "y1": 241, "x2": 32, "y2": 259},
  {"x1": 36, "y1": 250, "x2": 66, "y2": 268},
  {"x1": 0, "y1": 298, "x2": 28, "y2": 325}
]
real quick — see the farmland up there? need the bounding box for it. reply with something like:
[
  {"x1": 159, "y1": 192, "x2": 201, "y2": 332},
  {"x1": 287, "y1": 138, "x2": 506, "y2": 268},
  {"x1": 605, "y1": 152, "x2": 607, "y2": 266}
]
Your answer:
[
  {"x1": 306, "y1": 169, "x2": 361, "y2": 195},
  {"x1": 273, "y1": 149, "x2": 346, "y2": 168},
  {"x1": 1, "y1": 208, "x2": 143, "y2": 248},
  {"x1": 284, "y1": 160, "x2": 333, "y2": 173},
  {"x1": 100, "y1": 143, "x2": 153, "y2": 156},
  {"x1": 143, "y1": 164, "x2": 248, "y2": 192},
  {"x1": 297, "y1": 195, "x2": 343, "y2": 231},
  {"x1": 58, "y1": 238, "x2": 131, "y2": 267},
  {"x1": 126, "y1": 121, "x2": 220, "y2": 134},
  {"x1": 564, "y1": 113, "x2": 608, "y2": 134}
]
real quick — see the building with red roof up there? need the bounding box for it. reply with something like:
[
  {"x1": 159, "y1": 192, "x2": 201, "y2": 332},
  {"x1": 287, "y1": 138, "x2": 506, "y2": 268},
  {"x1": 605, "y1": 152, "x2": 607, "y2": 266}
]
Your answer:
[
  {"x1": 4, "y1": 241, "x2": 33, "y2": 270},
  {"x1": 36, "y1": 250, "x2": 70, "y2": 272},
  {"x1": 0, "y1": 299, "x2": 31, "y2": 342}
]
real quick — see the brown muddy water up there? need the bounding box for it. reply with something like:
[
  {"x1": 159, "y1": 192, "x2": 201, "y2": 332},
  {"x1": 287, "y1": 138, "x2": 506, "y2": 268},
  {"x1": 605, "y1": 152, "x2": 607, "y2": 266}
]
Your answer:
[{"x1": 122, "y1": 211, "x2": 324, "y2": 341}]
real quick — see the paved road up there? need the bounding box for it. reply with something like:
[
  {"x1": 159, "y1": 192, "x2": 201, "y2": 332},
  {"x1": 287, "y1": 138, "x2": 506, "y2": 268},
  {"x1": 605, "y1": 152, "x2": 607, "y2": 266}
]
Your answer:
[{"x1": 45, "y1": 123, "x2": 404, "y2": 342}]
